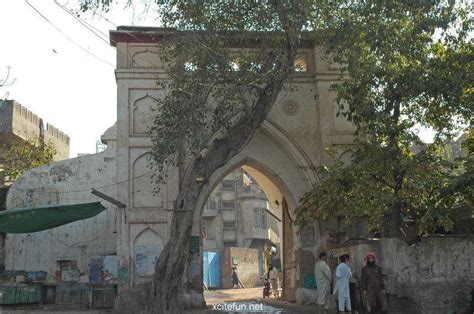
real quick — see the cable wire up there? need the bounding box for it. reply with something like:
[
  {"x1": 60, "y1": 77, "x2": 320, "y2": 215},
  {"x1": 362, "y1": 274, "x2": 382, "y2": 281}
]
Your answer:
[
  {"x1": 54, "y1": 0, "x2": 111, "y2": 46},
  {"x1": 54, "y1": 1, "x2": 156, "y2": 69},
  {"x1": 25, "y1": 0, "x2": 115, "y2": 67}
]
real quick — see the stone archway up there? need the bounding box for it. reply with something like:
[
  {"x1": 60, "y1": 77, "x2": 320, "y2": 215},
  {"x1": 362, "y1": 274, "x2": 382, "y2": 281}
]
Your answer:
[
  {"x1": 107, "y1": 27, "x2": 350, "y2": 309},
  {"x1": 193, "y1": 124, "x2": 317, "y2": 302},
  {"x1": 197, "y1": 125, "x2": 317, "y2": 223}
]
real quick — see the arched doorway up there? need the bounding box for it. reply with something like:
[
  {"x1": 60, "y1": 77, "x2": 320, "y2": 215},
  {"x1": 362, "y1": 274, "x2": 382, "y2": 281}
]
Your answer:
[
  {"x1": 194, "y1": 160, "x2": 298, "y2": 304},
  {"x1": 185, "y1": 123, "x2": 318, "y2": 305}
]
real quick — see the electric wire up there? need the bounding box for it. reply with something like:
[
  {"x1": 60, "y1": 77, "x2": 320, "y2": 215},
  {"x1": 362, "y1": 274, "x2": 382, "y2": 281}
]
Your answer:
[
  {"x1": 25, "y1": 0, "x2": 115, "y2": 67},
  {"x1": 52, "y1": 1, "x2": 156, "y2": 68},
  {"x1": 53, "y1": 0, "x2": 111, "y2": 46}
]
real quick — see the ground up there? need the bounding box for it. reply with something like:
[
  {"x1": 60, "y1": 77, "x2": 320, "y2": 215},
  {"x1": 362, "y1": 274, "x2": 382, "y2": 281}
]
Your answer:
[
  {"x1": 0, "y1": 288, "x2": 331, "y2": 313},
  {"x1": 201, "y1": 287, "x2": 330, "y2": 313},
  {"x1": 0, "y1": 305, "x2": 111, "y2": 314}
]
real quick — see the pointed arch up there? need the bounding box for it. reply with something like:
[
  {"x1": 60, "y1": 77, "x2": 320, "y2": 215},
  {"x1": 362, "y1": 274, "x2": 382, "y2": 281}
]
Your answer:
[
  {"x1": 131, "y1": 49, "x2": 162, "y2": 68},
  {"x1": 196, "y1": 122, "x2": 316, "y2": 220},
  {"x1": 134, "y1": 228, "x2": 163, "y2": 277},
  {"x1": 131, "y1": 94, "x2": 158, "y2": 135},
  {"x1": 132, "y1": 152, "x2": 154, "y2": 208},
  {"x1": 132, "y1": 152, "x2": 179, "y2": 209}
]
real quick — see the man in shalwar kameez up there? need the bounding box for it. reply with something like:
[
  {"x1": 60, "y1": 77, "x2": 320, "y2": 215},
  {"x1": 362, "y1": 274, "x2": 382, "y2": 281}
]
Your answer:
[
  {"x1": 314, "y1": 252, "x2": 332, "y2": 311},
  {"x1": 335, "y1": 254, "x2": 352, "y2": 313}
]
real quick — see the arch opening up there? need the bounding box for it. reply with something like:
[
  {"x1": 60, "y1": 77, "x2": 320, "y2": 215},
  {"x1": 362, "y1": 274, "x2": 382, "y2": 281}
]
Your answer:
[{"x1": 196, "y1": 161, "x2": 296, "y2": 305}]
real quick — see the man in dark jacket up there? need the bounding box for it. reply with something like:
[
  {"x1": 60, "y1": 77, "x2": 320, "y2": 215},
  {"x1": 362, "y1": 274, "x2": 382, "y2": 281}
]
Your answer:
[{"x1": 360, "y1": 252, "x2": 385, "y2": 313}]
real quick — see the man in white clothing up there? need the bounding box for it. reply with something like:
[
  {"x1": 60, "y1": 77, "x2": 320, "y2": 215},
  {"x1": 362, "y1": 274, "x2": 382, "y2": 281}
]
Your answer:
[
  {"x1": 314, "y1": 251, "x2": 332, "y2": 311},
  {"x1": 269, "y1": 265, "x2": 279, "y2": 297},
  {"x1": 335, "y1": 254, "x2": 352, "y2": 313}
]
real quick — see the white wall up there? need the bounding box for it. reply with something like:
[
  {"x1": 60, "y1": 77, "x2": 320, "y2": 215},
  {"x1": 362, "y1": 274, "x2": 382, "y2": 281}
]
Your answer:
[{"x1": 5, "y1": 128, "x2": 117, "y2": 283}]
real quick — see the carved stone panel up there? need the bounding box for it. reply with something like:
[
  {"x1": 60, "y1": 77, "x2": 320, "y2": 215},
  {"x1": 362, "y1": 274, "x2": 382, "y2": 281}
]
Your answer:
[
  {"x1": 129, "y1": 89, "x2": 164, "y2": 136},
  {"x1": 131, "y1": 151, "x2": 179, "y2": 209},
  {"x1": 130, "y1": 46, "x2": 163, "y2": 68},
  {"x1": 134, "y1": 229, "x2": 163, "y2": 277},
  {"x1": 281, "y1": 99, "x2": 300, "y2": 116}
]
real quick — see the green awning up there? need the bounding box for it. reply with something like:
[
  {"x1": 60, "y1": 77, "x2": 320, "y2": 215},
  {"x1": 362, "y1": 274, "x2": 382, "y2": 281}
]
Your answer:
[{"x1": 0, "y1": 202, "x2": 107, "y2": 234}]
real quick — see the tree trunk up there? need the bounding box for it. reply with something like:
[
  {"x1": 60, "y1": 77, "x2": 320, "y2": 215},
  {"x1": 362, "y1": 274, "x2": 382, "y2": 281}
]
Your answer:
[
  {"x1": 386, "y1": 168, "x2": 404, "y2": 237},
  {"x1": 150, "y1": 183, "x2": 201, "y2": 313},
  {"x1": 385, "y1": 100, "x2": 404, "y2": 238},
  {"x1": 148, "y1": 33, "x2": 302, "y2": 314},
  {"x1": 145, "y1": 4, "x2": 307, "y2": 310}
]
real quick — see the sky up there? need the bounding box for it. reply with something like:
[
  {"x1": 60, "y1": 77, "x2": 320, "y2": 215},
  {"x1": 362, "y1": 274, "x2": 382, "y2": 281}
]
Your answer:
[
  {"x1": 0, "y1": 0, "x2": 158, "y2": 157},
  {"x1": 0, "y1": 1, "x2": 437, "y2": 157}
]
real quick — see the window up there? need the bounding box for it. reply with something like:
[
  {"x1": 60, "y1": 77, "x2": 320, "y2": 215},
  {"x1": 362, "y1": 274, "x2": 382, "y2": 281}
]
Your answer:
[
  {"x1": 254, "y1": 208, "x2": 261, "y2": 227},
  {"x1": 249, "y1": 62, "x2": 262, "y2": 72},
  {"x1": 222, "y1": 179, "x2": 235, "y2": 191},
  {"x1": 184, "y1": 61, "x2": 197, "y2": 71},
  {"x1": 236, "y1": 209, "x2": 241, "y2": 226},
  {"x1": 261, "y1": 209, "x2": 267, "y2": 228},
  {"x1": 294, "y1": 57, "x2": 308, "y2": 72},
  {"x1": 230, "y1": 61, "x2": 240, "y2": 71},
  {"x1": 206, "y1": 198, "x2": 217, "y2": 210},
  {"x1": 254, "y1": 208, "x2": 267, "y2": 228},
  {"x1": 223, "y1": 221, "x2": 236, "y2": 229},
  {"x1": 222, "y1": 200, "x2": 235, "y2": 209},
  {"x1": 57, "y1": 260, "x2": 78, "y2": 282}
]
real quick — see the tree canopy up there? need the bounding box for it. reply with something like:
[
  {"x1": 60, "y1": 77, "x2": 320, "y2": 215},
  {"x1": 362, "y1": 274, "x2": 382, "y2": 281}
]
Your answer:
[
  {"x1": 82, "y1": 1, "x2": 312, "y2": 311},
  {"x1": 296, "y1": 0, "x2": 473, "y2": 239},
  {"x1": 79, "y1": 0, "x2": 473, "y2": 310},
  {"x1": 148, "y1": 3, "x2": 311, "y2": 311},
  {"x1": 2, "y1": 138, "x2": 57, "y2": 183}
]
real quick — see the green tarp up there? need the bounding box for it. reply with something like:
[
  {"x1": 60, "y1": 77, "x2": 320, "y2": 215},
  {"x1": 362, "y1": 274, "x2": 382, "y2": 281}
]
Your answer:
[{"x1": 0, "y1": 202, "x2": 106, "y2": 234}]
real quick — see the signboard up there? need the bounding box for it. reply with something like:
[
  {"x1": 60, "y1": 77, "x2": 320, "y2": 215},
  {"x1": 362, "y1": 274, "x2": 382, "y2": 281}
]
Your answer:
[
  {"x1": 189, "y1": 236, "x2": 200, "y2": 255},
  {"x1": 103, "y1": 256, "x2": 118, "y2": 283},
  {"x1": 232, "y1": 256, "x2": 239, "y2": 265},
  {"x1": 303, "y1": 275, "x2": 316, "y2": 289},
  {"x1": 90, "y1": 255, "x2": 118, "y2": 284}
]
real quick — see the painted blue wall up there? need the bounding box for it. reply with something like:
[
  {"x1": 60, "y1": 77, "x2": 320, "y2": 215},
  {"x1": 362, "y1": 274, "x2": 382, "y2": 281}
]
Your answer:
[{"x1": 203, "y1": 251, "x2": 221, "y2": 288}]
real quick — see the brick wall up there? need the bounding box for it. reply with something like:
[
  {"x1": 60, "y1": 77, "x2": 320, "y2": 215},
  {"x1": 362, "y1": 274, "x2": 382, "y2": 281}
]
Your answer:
[{"x1": 222, "y1": 247, "x2": 259, "y2": 288}]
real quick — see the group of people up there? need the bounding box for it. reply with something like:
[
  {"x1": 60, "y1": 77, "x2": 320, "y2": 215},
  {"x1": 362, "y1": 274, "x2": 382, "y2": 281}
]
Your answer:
[
  {"x1": 314, "y1": 251, "x2": 386, "y2": 313},
  {"x1": 233, "y1": 264, "x2": 280, "y2": 298}
]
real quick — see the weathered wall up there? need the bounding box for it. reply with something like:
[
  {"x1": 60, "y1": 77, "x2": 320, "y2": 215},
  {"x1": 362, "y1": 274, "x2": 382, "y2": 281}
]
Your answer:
[
  {"x1": 326, "y1": 237, "x2": 473, "y2": 313},
  {"x1": 222, "y1": 247, "x2": 259, "y2": 289},
  {"x1": 0, "y1": 100, "x2": 70, "y2": 160},
  {"x1": 4, "y1": 126, "x2": 117, "y2": 284},
  {"x1": 109, "y1": 27, "x2": 360, "y2": 297},
  {"x1": 2, "y1": 26, "x2": 358, "y2": 306}
]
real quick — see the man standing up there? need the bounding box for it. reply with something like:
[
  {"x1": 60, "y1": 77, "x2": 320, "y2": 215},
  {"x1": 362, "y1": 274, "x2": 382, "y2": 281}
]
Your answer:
[
  {"x1": 231, "y1": 266, "x2": 240, "y2": 288},
  {"x1": 360, "y1": 252, "x2": 385, "y2": 313},
  {"x1": 269, "y1": 265, "x2": 279, "y2": 297},
  {"x1": 344, "y1": 253, "x2": 359, "y2": 313},
  {"x1": 314, "y1": 252, "x2": 332, "y2": 311},
  {"x1": 335, "y1": 255, "x2": 352, "y2": 313}
]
